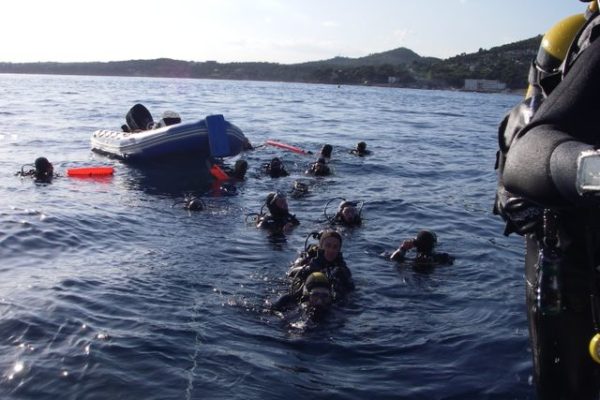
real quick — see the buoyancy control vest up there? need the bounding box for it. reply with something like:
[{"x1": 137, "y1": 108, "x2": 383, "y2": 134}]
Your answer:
[{"x1": 494, "y1": 10, "x2": 591, "y2": 235}]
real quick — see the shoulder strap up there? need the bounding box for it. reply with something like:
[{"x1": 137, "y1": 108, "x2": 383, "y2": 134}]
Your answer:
[{"x1": 564, "y1": 11, "x2": 600, "y2": 76}]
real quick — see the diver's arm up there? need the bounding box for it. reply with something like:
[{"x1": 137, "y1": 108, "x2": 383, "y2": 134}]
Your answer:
[
  {"x1": 390, "y1": 240, "x2": 414, "y2": 262},
  {"x1": 503, "y1": 126, "x2": 590, "y2": 206},
  {"x1": 503, "y1": 33, "x2": 600, "y2": 207},
  {"x1": 390, "y1": 248, "x2": 406, "y2": 262},
  {"x1": 270, "y1": 293, "x2": 297, "y2": 311}
]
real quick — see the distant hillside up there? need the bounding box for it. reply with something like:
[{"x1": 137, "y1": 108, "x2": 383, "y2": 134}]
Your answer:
[
  {"x1": 0, "y1": 37, "x2": 542, "y2": 89},
  {"x1": 424, "y1": 36, "x2": 542, "y2": 89},
  {"x1": 296, "y1": 47, "x2": 437, "y2": 68}
]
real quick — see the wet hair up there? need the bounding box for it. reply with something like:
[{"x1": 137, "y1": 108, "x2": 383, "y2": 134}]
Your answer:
[
  {"x1": 35, "y1": 157, "x2": 51, "y2": 172},
  {"x1": 414, "y1": 230, "x2": 437, "y2": 255},
  {"x1": 34, "y1": 157, "x2": 53, "y2": 180},
  {"x1": 320, "y1": 144, "x2": 333, "y2": 158},
  {"x1": 270, "y1": 157, "x2": 282, "y2": 169},
  {"x1": 267, "y1": 157, "x2": 287, "y2": 177},
  {"x1": 356, "y1": 142, "x2": 367, "y2": 152},
  {"x1": 336, "y1": 201, "x2": 361, "y2": 225},
  {"x1": 265, "y1": 191, "x2": 287, "y2": 216},
  {"x1": 319, "y1": 229, "x2": 342, "y2": 247},
  {"x1": 338, "y1": 200, "x2": 354, "y2": 211}
]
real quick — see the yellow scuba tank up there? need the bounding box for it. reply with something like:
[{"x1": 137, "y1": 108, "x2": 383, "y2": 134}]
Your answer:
[
  {"x1": 525, "y1": 12, "x2": 587, "y2": 98},
  {"x1": 589, "y1": 333, "x2": 600, "y2": 364}
]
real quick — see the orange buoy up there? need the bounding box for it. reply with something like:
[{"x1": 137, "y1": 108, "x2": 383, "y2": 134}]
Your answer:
[
  {"x1": 265, "y1": 140, "x2": 311, "y2": 155},
  {"x1": 67, "y1": 167, "x2": 115, "y2": 177}
]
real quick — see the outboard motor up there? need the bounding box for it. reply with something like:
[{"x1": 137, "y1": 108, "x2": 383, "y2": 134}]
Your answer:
[{"x1": 125, "y1": 103, "x2": 154, "y2": 131}]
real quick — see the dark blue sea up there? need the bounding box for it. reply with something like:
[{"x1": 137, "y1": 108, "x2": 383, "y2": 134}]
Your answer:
[{"x1": 0, "y1": 74, "x2": 530, "y2": 399}]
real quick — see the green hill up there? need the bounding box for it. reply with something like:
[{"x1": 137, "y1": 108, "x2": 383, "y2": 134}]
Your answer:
[
  {"x1": 296, "y1": 47, "x2": 436, "y2": 67},
  {"x1": 0, "y1": 37, "x2": 542, "y2": 90},
  {"x1": 424, "y1": 36, "x2": 542, "y2": 89}
]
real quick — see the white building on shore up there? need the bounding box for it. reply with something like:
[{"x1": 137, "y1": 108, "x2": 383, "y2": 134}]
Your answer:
[{"x1": 464, "y1": 79, "x2": 507, "y2": 92}]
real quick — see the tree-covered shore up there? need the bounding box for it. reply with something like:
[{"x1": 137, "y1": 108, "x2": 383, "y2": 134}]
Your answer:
[{"x1": 0, "y1": 36, "x2": 540, "y2": 90}]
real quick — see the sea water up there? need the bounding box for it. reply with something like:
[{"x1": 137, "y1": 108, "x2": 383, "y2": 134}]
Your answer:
[{"x1": 0, "y1": 74, "x2": 530, "y2": 399}]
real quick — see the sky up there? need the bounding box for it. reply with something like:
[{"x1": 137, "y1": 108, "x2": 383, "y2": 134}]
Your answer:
[{"x1": 0, "y1": 0, "x2": 588, "y2": 64}]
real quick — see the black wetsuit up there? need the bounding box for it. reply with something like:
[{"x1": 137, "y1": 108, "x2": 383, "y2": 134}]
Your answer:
[
  {"x1": 332, "y1": 213, "x2": 362, "y2": 227},
  {"x1": 264, "y1": 165, "x2": 289, "y2": 178},
  {"x1": 390, "y1": 248, "x2": 453, "y2": 266},
  {"x1": 496, "y1": 12, "x2": 600, "y2": 399},
  {"x1": 257, "y1": 213, "x2": 299, "y2": 233},
  {"x1": 289, "y1": 250, "x2": 354, "y2": 300}
]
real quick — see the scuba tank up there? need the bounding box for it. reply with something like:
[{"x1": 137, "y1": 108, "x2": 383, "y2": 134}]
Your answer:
[{"x1": 536, "y1": 210, "x2": 562, "y2": 316}]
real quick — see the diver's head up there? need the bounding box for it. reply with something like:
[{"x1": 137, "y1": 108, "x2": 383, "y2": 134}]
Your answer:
[
  {"x1": 320, "y1": 144, "x2": 333, "y2": 158},
  {"x1": 233, "y1": 159, "x2": 248, "y2": 180},
  {"x1": 268, "y1": 157, "x2": 284, "y2": 175},
  {"x1": 266, "y1": 191, "x2": 289, "y2": 217},
  {"x1": 337, "y1": 201, "x2": 360, "y2": 225},
  {"x1": 414, "y1": 230, "x2": 437, "y2": 255},
  {"x1": 303, "y1": 272, "x2": 332, "y2": 309},
  {"x1": 34, "y1": 157, "x2": 53, "y2": 180},
  {"x1": 319, "y1": 230, "x2": 342, "y2": 262},
  {"x1": 293, "y1": 180, "x2": 309, "y2": 193},
  {"x1": 357, "y1": 142, "x2": 367, "y2": 152},
  {"x1": 185, "y1": 198, "x2": 204, "y2": 211}
]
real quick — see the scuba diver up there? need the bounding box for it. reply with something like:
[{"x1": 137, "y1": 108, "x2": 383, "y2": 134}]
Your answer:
[
  {"x1": 320, "y1": 144, "x2": 333, "y2": 159},
  {"x1": 350, "y1": 141, "x2": 371, "y2": 156},
  {"x1": 173, "y1": 194, "x2": 206, "y2": 211},
  {"x1": 288, "y1": 229, "x2": 354, "y2": 300},
  {"x1": 17, "y1": 157, "x2": 55, "y2": 183},
  {"x1": 270, "y1": 271, "x2": 333, "y2": 320},
  {"x1": 263, "y1": 157, "x2": 289, "y2": 178},
  {"x1": 290, "y1": 179, "x2": 311, "y2": 198},
  {"x1": 209, "y1": 158, "x2": 248, "y2": 181},
  {"x1": 390, "y1": 230, "x2": 453, "y2": 267},
  {"x1": 324, "y1": 198, "x2": 364, "y2": 227},
  {"x1": 494, "y1": 1, "x2": 600, "y2": 398},
  {"x1": 228, "y1": 159, "x2": 248, "y2": 181},
  {"x1": 305, "y1": 157, "x2": 331, "y2": 176},
  {"x1": 256, "y1": 191, "x2": 300, "y2": 234},
  {"x1": 206, "y1": 158, "x2": 248, "y2": 196}
]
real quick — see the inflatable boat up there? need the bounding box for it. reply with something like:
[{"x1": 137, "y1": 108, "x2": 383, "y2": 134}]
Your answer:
[{"x1": 91, "y1": 114, "x2": 251, "y2": 162}]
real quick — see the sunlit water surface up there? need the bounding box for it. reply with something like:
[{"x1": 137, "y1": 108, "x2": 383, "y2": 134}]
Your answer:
[{"x1": 0, "y1": 74, "x2": 529, "y2": 399}]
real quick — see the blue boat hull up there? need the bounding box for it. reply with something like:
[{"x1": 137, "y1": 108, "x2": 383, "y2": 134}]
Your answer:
[{"x1": 91, "y1": 118, "x2": 248, "y2": 161}]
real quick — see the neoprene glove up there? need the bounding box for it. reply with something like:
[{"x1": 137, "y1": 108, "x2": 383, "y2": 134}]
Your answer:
[{"x1": 494, "y1": 185, "x2": 543, "y2": 236}]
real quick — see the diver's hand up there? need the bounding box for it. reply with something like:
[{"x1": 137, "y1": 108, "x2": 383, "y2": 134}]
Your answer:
[
  {"x1": 400, "y1": 240, "x2": 414, "y2": 251},
  {"x1": 495, "y1": 186, "x2": 542, "y2": 235}
]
